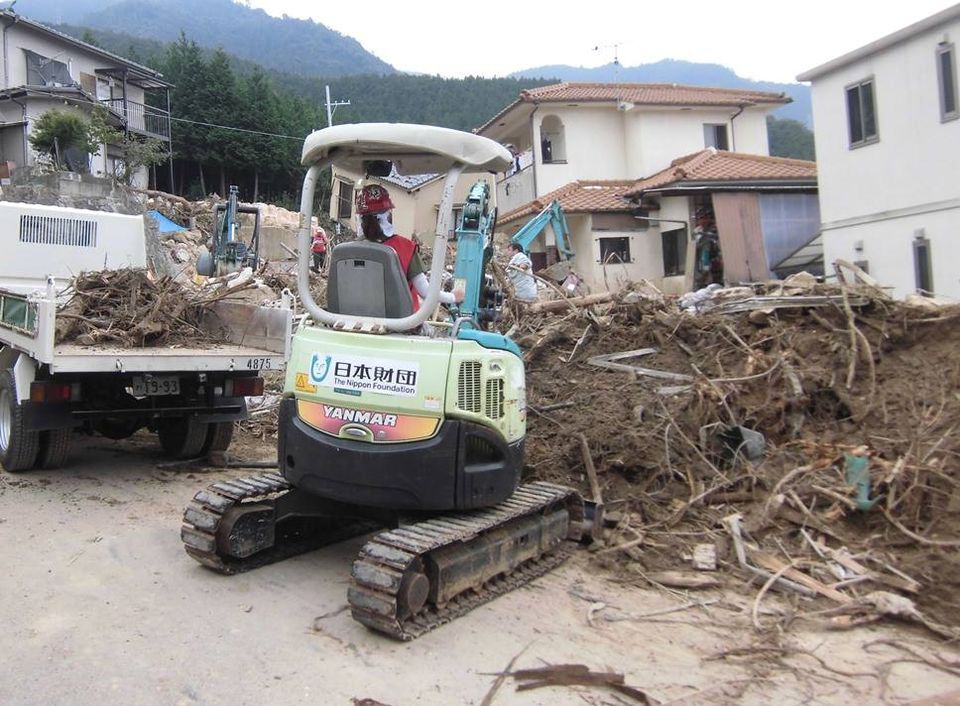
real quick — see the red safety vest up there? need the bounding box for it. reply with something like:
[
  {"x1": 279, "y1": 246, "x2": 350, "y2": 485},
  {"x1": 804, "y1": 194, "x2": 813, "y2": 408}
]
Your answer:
[{"x1": 382, "y1": 235, "x2": 420, "y2": 312}]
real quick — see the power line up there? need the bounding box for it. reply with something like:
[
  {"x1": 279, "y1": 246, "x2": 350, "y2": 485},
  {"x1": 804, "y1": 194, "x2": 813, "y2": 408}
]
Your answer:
[{"x1": 161, "y1": 114, "x2": 306, "y2": 141}]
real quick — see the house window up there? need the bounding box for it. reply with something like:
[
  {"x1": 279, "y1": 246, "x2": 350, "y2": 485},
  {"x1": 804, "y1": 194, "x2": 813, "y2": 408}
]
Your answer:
[
  {"x1": 540, "y1": 115, "x2": 566, "y2": 163},
  {"x1": 914, "y1": 235, "x2": 933, "y2": 294},
  {"x1": 598, "y1": 237, "x2": 631, "y2": 264},
  {"x1": 703, "y1": 124, "x2": 729, "y2": 150},
  {"x1": 25, "y1": 50, "x2": 71, "y2": 87},
  {"x1": 846, "y1": 79, "x2": 879, "y2": 147},
  {"x1": 937, "y1": 43, "x2": 958, "y2": 121},
  {"x1": 336, "y1": 180, "x2": 353, "y2": 220},
  {"x1": 661, "y1": 228, "x2": 687, "y2": 276}
]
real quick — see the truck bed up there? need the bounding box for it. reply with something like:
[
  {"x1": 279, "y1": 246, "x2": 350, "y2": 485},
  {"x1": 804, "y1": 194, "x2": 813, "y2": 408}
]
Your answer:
[{"x1": 1, "y1": 285, "x2": 292, "y2": 374}]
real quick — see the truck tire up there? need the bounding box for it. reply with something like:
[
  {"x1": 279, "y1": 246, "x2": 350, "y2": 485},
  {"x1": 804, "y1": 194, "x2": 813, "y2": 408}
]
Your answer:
[
  {"x1": 0, "y1": 370, "x2": 40, "y2": 472},
  {"x1": 158, "y1": 417, "x2": 209, "y2": 459},
  {"x1": 36, "y1": 428, "x2": 73, "y2": 470},
  {"x1": 202, "y1": 422, "x2": 235, "y2": 455}
]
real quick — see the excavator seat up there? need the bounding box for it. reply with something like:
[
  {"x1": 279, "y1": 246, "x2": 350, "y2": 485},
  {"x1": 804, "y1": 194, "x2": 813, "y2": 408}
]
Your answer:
[{"x1": 326, "y1": 241, "x2": 413, "y2": 318}]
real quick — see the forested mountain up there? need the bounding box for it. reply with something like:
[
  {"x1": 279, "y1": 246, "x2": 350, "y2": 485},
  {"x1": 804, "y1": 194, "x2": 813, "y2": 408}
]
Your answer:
[
  {"x1": 513, "y1": 60, "x2": 812, "y2": 126},
  {"x1": 19, "y1": 0, "x2": 394, "y2": 77},
  {"x1": 55, "y1": 25, "x2": 554, "y2": 134}
]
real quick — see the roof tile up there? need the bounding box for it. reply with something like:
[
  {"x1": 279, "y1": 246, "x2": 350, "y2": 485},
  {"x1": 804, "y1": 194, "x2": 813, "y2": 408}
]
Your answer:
[
  {"x1": 478, "y1": 82, "x2": 790, "y2": 132},
  {"x1": 498, "y1": 180, "x2": 634, "y2": 226},
  {"x1": 625, "y1": 149, "x2": 817, "y2": 195}
]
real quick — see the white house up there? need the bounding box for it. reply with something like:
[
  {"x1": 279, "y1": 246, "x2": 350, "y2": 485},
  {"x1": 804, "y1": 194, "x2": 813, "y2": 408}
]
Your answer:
[
  {"x1": 479, "y1": 82, "x2": 818, "y2": 293},
  {"x1": 797, "y1": 4, "x2": 960, "y2": 299},
  {"x1": 0, "y1": 10, "x2": 173, "y2": 187}
]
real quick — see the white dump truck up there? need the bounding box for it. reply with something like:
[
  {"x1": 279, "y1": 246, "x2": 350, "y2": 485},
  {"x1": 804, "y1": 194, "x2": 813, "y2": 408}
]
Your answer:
[{"x1": 0, "y1": 201, "x2": 292, "y2": 471}]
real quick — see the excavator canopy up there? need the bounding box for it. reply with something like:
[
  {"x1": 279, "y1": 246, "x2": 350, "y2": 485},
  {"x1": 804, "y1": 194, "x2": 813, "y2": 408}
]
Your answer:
[{"x1": 300, "y1": 123, "x2": 512, "y2": 175}]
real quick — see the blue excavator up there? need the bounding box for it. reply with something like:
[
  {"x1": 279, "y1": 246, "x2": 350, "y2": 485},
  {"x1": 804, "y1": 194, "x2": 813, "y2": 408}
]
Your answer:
[
  {"x1": 180, "y1": 124, "x2": 598, "y2": 640},
  {"x1": 509, "y1": 199, "x2": 577, "y2": 284}
]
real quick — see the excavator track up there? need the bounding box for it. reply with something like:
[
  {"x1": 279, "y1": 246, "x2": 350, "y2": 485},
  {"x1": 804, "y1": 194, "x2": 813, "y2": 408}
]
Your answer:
[
  {"x1": 180, "y1": 472, "x2": 377, "y2": 574},
  {"x1": 348, "y1": 481, "x2": 584, "y2": 640},
  {"x1": 182, "y1": 477, "x2": 585, "y2": 640}
]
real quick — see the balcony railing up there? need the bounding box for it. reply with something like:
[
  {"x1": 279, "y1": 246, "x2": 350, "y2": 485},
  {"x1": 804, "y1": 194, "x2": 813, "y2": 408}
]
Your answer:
[{"x1": 100, "y1": 98, "x2": 171, "y2": 140}]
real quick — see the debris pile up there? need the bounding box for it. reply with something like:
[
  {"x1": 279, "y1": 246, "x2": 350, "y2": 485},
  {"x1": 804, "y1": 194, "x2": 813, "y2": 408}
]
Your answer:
[{"x1": 514, "y1": 279, "x2": 960, "y2": 634}]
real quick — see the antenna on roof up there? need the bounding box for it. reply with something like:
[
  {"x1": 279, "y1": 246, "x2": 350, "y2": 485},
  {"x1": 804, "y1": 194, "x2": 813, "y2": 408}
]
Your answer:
[{"x1": 593, "y1": 42, "x2": 626, "y2": 110}]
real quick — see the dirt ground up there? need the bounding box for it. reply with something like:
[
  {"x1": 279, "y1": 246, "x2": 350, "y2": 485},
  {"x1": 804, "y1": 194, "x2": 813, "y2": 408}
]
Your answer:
[{"x1": 2, "y1": 433, "x2": 960, "y2": 706}]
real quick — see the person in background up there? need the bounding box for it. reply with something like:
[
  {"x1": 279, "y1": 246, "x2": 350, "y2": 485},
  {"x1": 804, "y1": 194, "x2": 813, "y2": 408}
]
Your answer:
[
  {"x1": 310, "y1": 219, "x2": 327, "y2": 273},
  {"x1": 693, "y1": 208, "x2": 723, "y2": 288},
  {"x1": 506, "y1": 242, "x2": 538, "y2": 302},
  {"x1": 355, "y1": 184, "x2": 463, "y2": 311}
]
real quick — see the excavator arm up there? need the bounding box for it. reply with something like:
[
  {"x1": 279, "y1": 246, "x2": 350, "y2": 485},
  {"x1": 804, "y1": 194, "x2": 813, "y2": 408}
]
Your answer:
[
  {"x1": 450, "y1": 180, "x2": 501, "y2": 325},
  {"x1": 509, "y1": 200, "x2": 576, "y2": 282}
]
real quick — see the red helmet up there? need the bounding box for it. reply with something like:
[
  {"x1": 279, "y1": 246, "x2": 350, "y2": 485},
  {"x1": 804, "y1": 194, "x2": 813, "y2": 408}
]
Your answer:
[{"x1": 355, "y1": 184, "x2": 395, "y2": 215}]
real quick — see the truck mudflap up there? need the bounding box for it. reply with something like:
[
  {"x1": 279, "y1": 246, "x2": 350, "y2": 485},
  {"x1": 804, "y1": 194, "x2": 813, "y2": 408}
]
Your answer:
[{"x1": 348, "y1": 482, "x2": 585, "y2": 640}]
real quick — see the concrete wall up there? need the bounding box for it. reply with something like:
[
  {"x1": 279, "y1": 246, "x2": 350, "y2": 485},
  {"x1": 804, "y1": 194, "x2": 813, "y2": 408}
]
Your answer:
[
  {"x1": 806, "y1": 13, "x2": 960, "y2": 297},
  {"x1": 823, "y1": 209, "x2": 958, "y2": 299}
]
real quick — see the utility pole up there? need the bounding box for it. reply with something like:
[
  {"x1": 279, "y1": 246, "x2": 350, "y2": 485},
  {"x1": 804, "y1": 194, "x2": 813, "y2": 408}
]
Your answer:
[{"x1": 325, "y1": 85, "x2": 350, "y2": 128}]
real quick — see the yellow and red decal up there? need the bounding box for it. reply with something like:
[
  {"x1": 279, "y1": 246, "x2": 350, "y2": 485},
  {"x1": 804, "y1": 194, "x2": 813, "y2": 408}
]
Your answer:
[{"x1": 297, "y1": 400, "x2": 439, "y2": 442}]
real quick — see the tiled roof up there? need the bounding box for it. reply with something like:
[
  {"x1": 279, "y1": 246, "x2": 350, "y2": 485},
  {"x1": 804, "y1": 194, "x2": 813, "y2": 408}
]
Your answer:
[
  {"x1": 382, "y1": 167, "x2": 441, "y2": 190},
  {"x1": 477, "y1": 82, "x2": 791, "y2": 133},
  {"x1": 625, "y1": 149, "x2": 817, "y2": 196},
  {"x1": 498, "y1": 180, "x2": 635, "y2": 226}
]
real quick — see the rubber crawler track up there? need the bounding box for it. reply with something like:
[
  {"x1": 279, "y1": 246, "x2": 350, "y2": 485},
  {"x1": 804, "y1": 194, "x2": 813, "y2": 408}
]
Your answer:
[
  {"x1": 348, "y1": 481, "x2": 583, "y2": 640},
  {"x1": 181, "y1": 477, "x2": 583, "y2": 640},
  {"x1": 180, "y1": 472, "x2": 376, "y2": 574}
]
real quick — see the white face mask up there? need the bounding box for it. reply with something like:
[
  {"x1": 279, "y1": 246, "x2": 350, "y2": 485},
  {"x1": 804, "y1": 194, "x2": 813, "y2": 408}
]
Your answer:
[{"x1": 377, "y1": 211, "x2": 395, "y2": 238}]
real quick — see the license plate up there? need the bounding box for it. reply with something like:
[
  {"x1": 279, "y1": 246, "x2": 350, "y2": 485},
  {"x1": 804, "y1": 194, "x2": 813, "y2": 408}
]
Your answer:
[{"x1": 132, "y1": 376, "x2": 181, "y2": 397}]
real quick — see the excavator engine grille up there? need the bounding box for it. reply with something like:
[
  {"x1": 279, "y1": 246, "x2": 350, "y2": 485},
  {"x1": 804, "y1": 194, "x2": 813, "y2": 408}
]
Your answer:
[
  {"x1": 485, "y1": 379, "x2": 504, "y2": 419},
  {"x1": 457, "y1": 361, "x2": 482, "y2": 413}
]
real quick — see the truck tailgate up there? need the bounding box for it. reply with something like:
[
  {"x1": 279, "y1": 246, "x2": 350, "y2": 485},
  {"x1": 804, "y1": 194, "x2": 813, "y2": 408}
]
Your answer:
[{"x1": 50, "y1": 343, "x2": 284, "y2": 374}]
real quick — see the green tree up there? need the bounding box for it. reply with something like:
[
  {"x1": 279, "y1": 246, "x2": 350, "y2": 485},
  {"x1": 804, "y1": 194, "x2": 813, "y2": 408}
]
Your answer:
[
  {"x1": 88, "y1": 106, "x2": 169, "y2": 185},
  {"x1": 768, "y1": 116, "x2": 816, "y2": 161},
  {"x1": 28, "y1": 110, "x2": 99, "y2": 170}
]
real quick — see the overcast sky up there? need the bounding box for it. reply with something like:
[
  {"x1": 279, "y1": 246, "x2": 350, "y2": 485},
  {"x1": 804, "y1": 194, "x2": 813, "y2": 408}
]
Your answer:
[{"x1": 243, "y1": 0, "x2": 957, "y2": 83}]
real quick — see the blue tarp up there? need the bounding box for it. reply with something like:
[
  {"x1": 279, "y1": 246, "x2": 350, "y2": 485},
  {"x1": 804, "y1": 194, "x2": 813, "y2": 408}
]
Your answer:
[{"x1": 146, "y1": 210, "x2": 186, "y2": 233}]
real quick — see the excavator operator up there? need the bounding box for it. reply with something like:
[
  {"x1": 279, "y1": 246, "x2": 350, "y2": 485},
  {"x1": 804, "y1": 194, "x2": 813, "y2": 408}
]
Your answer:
[{"x1": 355, "y1": 184, "x2": 464, "y2": 311}]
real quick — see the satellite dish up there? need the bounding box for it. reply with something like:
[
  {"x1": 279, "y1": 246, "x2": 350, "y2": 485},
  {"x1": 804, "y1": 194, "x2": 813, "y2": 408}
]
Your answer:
[{"x1": 63, "y1": 146, "x2": 90, "y2": 173}]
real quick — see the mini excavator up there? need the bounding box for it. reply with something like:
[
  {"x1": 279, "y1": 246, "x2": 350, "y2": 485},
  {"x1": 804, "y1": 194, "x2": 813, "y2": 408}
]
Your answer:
[
  {"x1": 196, "y1": 186, "x2": 261, "y2": 277},
  {"x1": 181, "y1": 124, "x2": 598, "y2": 639}
]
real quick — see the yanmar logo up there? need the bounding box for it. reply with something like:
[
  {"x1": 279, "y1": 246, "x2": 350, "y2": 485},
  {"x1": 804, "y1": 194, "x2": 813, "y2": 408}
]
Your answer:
[{"x1": 323, "y1": 405, "x2": 398, "y2": 427}]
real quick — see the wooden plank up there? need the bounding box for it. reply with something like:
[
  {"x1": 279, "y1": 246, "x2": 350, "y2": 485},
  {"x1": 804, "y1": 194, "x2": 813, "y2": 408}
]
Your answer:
[
  {"x1": 713, "y1": 192, "x2": 769, "y2": 283},
  {"x1": 753, "y1": 551, "x2": 852, "y2": 604}
]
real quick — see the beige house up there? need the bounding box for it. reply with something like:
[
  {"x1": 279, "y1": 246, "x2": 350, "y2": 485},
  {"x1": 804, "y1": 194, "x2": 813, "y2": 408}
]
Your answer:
[
  {"x1": 0, "y1": 9, "x2": 172, "y2": 187},
  {"x1": 477, "y1": 82, "x2": 812, "y2": 292},
  {"x1": 329, "y1": 166, "x2": 495, "y2": 241}
]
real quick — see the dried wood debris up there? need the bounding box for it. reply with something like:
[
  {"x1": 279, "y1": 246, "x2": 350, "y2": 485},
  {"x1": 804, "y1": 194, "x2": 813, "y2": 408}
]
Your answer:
[
  {"x1": 54, "y1": 268, "x2": 257, "y2": 347},
  {"x1": 510, "y1": 277, "x2": 960, "y2": 635}
]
